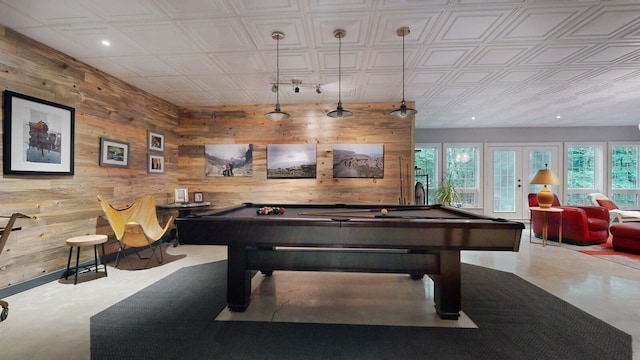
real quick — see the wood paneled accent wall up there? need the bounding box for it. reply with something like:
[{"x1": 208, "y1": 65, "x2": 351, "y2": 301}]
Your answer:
[
  {"x1": 178, "y1": 103, "x2": 415, "y2": 208},
  {"x1": 0, "y1": 26, "x2": 180, "y2": 288}
]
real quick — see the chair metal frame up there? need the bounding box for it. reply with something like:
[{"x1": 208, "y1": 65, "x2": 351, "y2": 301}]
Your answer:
[{"x1": 0, "y1": 213, "x2": 30, "y2": 322}]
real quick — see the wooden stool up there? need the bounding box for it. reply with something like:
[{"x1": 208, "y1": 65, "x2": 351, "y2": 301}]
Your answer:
[{"x1": 65, "y1": 235, "x2": 108, "y2": 285}]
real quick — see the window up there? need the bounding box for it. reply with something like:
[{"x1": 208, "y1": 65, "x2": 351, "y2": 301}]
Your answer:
[
  {"x1": 565, "y1": 143, "x2": 604, "y2": 205},
  {"x1": 610, "y1": 143, "x2": 640, "y2": 206},
  {"x1": 444, "y1": 144, "x2": 481, "y2": 207},
  {"x1": 414, "y1": 144, "x2": 439, "y2": 205}
]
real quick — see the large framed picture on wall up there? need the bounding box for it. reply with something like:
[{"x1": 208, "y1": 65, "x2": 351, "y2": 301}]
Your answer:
[{"x1": 3, "y1": 90, "x2": 75, "y2": 175}]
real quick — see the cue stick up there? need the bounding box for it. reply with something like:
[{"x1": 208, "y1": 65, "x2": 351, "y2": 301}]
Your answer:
[
  {"x1": 399, "y1": 157, "x2": 403, "y2": 205},
  {"x1": 406, "y1": 162, "x2": 410, "y2": 205},
  {"x1": 298, "y1": 206, "x2": 433, "y2": 216}
]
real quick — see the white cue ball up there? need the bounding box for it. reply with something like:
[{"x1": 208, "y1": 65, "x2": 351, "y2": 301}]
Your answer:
[{"x1": 381, "y1": 208, "x2": 388, "y2": 215}]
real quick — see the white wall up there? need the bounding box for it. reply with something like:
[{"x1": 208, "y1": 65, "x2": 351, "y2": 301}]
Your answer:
[{"x1": 416, "y1": 126, "x2": 639, "y2": 143}]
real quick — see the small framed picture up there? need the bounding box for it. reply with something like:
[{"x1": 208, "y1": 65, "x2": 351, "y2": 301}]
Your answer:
[
  {"x1": 148, "y1": 131, "x2": 164, "y2": 152},
  {"x1": 148, "y1": 154, "x2": 164, "y2": 173},
  {"x1": 194, "y1": 192, "x2": 204, "y2": 203},
  {"x1": 99, "y1": 138, "x2": 129, "y2": 167},
  {"x1": 174, "y1": 188, "x2": 189, "y2": 203}
]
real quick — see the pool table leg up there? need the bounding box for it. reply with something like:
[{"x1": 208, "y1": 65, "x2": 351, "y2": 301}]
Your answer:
[
  {"x1": 227, "y1": 245, "x2": 252, "y2": 312},
  {"x1": 430, "y1": 250, "x2": 461, "y2": 320}
]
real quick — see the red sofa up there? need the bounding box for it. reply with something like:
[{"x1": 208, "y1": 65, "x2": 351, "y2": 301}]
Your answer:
[{"x1": 528, "y1": 193, "x2": 609, "y2": 245}]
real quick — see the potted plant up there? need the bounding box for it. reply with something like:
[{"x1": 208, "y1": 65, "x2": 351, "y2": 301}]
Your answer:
[{"x1": 436, "y1": 172, "x2": 462, "y2": 206}]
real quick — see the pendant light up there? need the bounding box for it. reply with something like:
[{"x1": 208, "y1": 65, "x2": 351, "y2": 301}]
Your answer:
[
  {"x1": 265, "y1": 31, "x2": 290, "y2": 120},
  {"x1": 327, "y1": 29, "x2": 352, "y2": 118},
  {"x1": 390, "y1": 26, "x2": 417, "y2": 118}
]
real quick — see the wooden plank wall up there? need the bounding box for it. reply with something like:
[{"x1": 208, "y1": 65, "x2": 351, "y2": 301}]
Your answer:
[
  {"x1": 0, "y1": 26, "x2": 180, "y2": 288},
  {"x1": 178, "y1": 103, "x2": 415, "y2": 208}
]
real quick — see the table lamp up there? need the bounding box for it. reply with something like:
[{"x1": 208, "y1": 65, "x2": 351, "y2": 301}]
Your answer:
[{"x1": 530, "y1": 164, "x2": 561, "y2": 208}]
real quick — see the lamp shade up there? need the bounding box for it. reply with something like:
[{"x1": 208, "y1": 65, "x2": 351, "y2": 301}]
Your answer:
[
  {"x1": 530, "y1": 166, "x2": 561, "y2": 208},
  {"x1": 530, "y1": 168, "x2": 561, "y2": 186}
]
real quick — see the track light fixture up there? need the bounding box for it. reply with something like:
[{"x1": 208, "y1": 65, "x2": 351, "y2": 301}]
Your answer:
[
  {"x1": 292, "y1": 80, "x2": 301, "y2": 93},
  {"x1": 265, "y1": 31, "x2": 290, "y2": 120},
  {"x1": 316, "y1": 85, "x2": 322, "y2": 94},
  {"x1": 390, "y1": 26, "x2": 417, "y2": 118},
  {"x1": 327, "y1": 29, "x2": 352, "y2": 118}
]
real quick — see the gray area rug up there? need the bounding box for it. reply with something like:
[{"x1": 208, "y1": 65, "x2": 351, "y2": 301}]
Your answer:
[{"x1": 90, "y1": 261, "x2": 631, "y2": 359}]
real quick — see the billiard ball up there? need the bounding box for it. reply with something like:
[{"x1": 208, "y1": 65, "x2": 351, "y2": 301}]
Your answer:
[{"x1": 381, "y1": 208, "x2": 388, "y2": 215}]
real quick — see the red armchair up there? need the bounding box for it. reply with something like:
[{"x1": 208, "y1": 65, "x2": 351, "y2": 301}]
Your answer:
[{"x1": 528, "y1": 193, "x2": 609, "y2": 245}]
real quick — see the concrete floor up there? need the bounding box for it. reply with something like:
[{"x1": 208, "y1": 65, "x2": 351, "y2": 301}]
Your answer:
[{"x1": 1, "y1": 231, "x2": 639, "y2": 360}]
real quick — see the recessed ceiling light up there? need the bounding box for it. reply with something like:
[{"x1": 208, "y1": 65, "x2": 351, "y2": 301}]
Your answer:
[
  {"x1": 101, "y1": 40, "x2": 111, "y2": 46},
  {"x1": 556, "y1": 115, "x2": 561, "y2": 119},
  {"x1": 471, "y1": 116, "x2": 476, "y2": 120}
]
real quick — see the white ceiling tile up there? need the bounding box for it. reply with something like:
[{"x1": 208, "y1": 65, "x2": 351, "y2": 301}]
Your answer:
[
  {"x1": 523, "y1": 45, "x2": 587, "y2": 65},
  {"x1": 436, "y1": 9, "x2": 514, "y2": 42},
  {"x1": 116, "y1": 22, "x2": 200, "y2": 54},
  {"x1": 1, "y1": 0, "x2": 101, "y2": 24},
  {"x1": 229, "y1": 0, "x2": 302, "y2": 15},
  {"x1": 499, "y1": 8, "x2": 582, "y2": 40},
  {"x1": 146, "y1": 76, "x2": 205, "y2": 92},
  {"x1": 242, "y1": 18, "x2": 308, "y2": 49},
  {"x1": 211, "y1": 52, "x2": 270, "y2": 74},
  {"x1": 470, "y1": 47, "x2": 528, "y2": 66},
  {"x1": 179, "y1": 19, "x2": 254, "y2": 52},
  {"x1": 0, "y1": 2, "x2": 41, "y2": 28},
  {"x1": 567, "y1": 6, "x2": 640, "y2": 38},
  {"x1": 81, "y1": 0, "x2": 168, "y2": 22},
  {"x1": 111, "y1": 55, "x2": 180, "y2": 76},
  {"x1": 160, "y1": 54, "x2": 225, "y2": 75},
  {"x1": 419, "y1": 48, "x2": 470, "y2": 67},
  {"x1": 578, "y1": 44, "x2": 640, "y2": 64},
  {"x1": 55, "y1": 24, "x2": 148, "y2": 57},
  {"x1": 154, "y1": 0, "x2": 233, "y2": 19}
]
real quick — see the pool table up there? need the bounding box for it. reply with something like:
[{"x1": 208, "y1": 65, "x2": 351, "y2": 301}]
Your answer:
[{"x1": 175, "y1": 203, "x2": 524, "y2": 320}]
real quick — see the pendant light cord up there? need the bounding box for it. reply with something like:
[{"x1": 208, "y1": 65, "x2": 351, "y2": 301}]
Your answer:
[
  {"x1": 276, "y1": 36, "x2": 280, "y2": 106},
  {"x1": 401, "y1": 31, "x2": 406, "y2": 102},
  {"x1": 338, "y1": 33, "x2": 342, "y2": 105}
]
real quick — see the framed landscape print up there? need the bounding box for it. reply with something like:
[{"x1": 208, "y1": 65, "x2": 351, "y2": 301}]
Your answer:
[
  {"x1": 148, "y1": 154, "x2": 164, "y2": 174},
  {"x1": 148, "y1": 131, "x2": 164, "y2": 152},
  {"x1": 267, "y1": 144, "x2": 317, "y2": 179},
  {"x1": 333, "y1": 144, "x2": 384, "y2": 178},
  {"x1": 3, "y1": 90, "x2": 75, "y2": 175},
  {"x1": 204, "y1": 144, "x2": 253, "y2": 177},
  {"x1": 99, "y1": 138, "x2": 129, "y2": 167}
]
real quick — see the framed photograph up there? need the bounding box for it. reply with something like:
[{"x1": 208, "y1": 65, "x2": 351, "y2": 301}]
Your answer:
[
  {"x1": 148, "y1": 131, "x2": 164, "y2": 152},
  {"x1": 204, "y1": 144, "x2": 253, "y2": 177},
  {"x1": 333, "y1": 144, "x2": 384, "y2": 178},
  {"x1": 267, "y1": 144, "x2": 317, "y2": 179},
  {"x1": 3, "y1": 90, "x2": 75, "y2": 175},
  {"x1": 148, "y1": 154, "x2": 165, "y2": 174},
  {"x1": 194, "y1": 192, "x2": 204, "y2": 203},
  {"x1": 174, "y1": 188, "x2": 188, "y2": 203},
  {"x1": 99, "y1": 138, "x2": 129, "y2": 167}
]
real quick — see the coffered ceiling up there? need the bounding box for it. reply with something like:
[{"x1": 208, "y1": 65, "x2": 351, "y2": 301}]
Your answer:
[{"x1": 1, "y1": 0, "x2": 640, "y2": 129}]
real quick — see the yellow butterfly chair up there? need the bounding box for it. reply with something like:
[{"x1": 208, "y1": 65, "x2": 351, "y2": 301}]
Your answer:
[{"x1": 97, "y1": 195, "x2": 174, "y2": 269}]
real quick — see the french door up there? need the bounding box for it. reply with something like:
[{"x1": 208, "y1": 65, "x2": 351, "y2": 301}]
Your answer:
[{"x1": 485, "y1": 144, "x2": 561, "y2": 220}]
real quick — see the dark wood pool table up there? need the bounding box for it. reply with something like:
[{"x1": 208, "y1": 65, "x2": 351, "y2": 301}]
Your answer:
[{"x1": 175, "y1": 203, "x2": 524, "y2": 320}]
